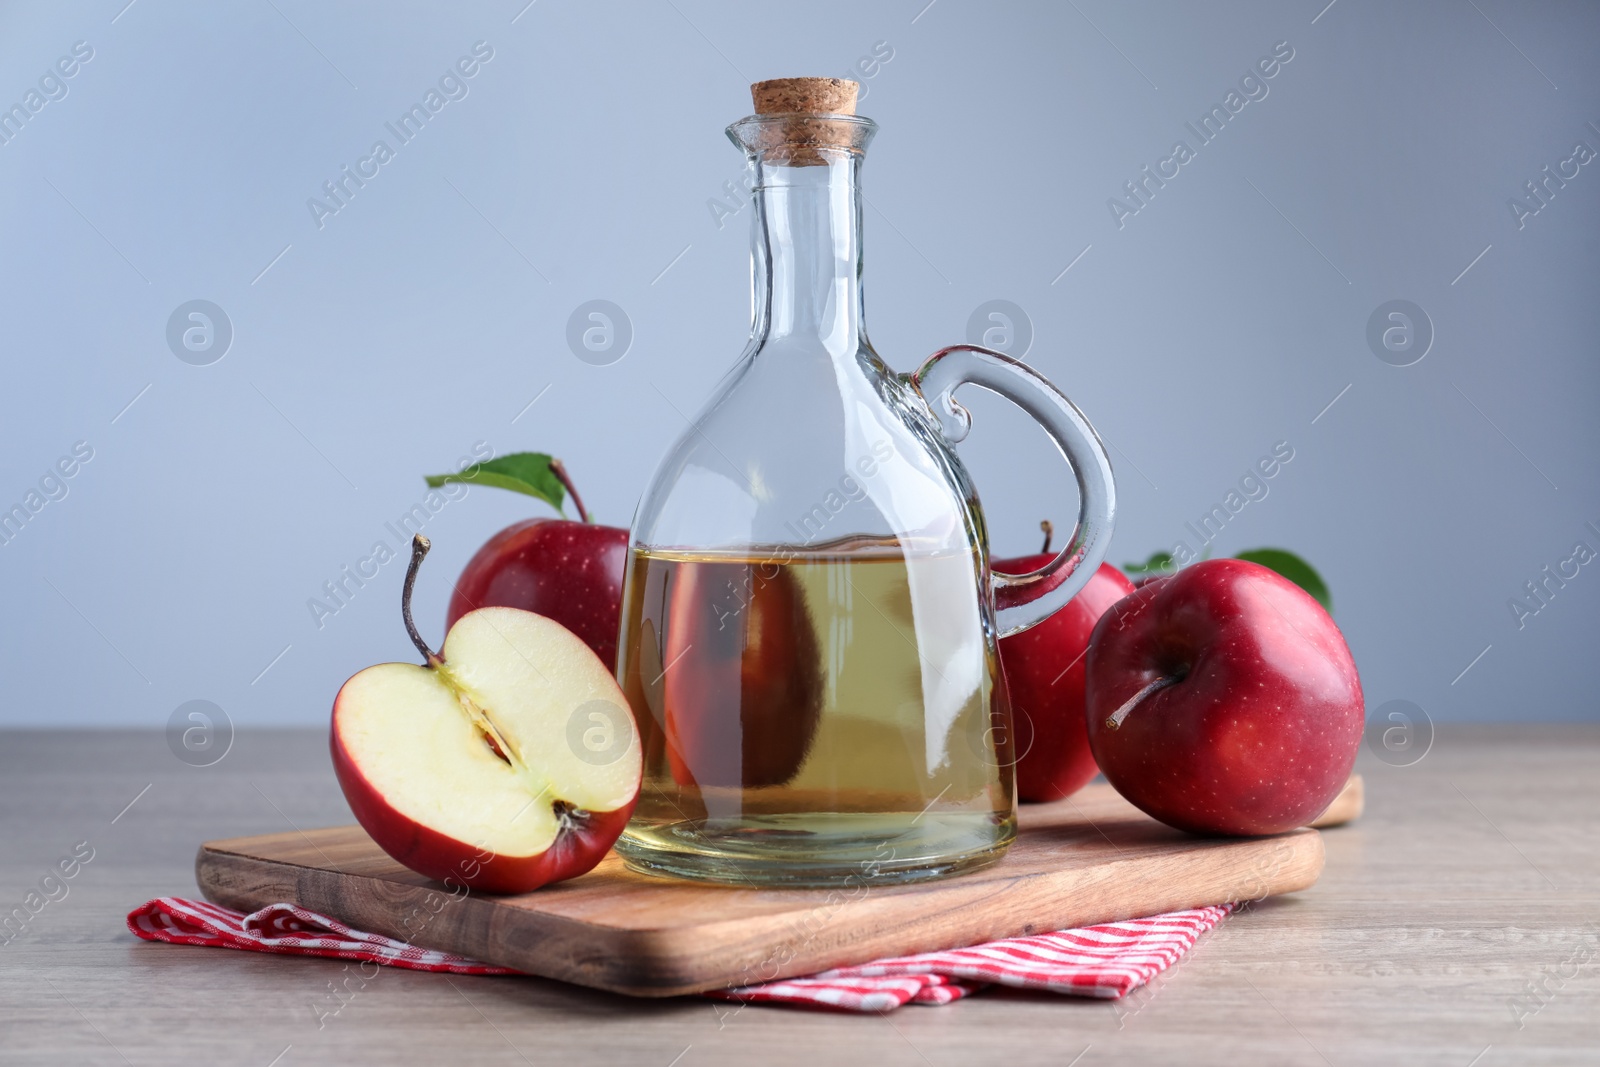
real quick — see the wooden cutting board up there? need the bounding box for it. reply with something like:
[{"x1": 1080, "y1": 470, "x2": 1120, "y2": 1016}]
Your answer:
[{"x1": 196, "y1": 777, "x2": 1361, "y2": 997}]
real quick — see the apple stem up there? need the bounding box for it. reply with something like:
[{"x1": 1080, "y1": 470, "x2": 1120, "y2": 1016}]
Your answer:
[
  {"x1": 1104, "y1": 674, "x2": 1181, "y2": 731},
  {"x1": 549, "y1": 459, "x2": 591, "y2": 524},
  {"x1": 1039, "y1": 519, "x2": 1054, "y2": 554},
  {"x1": 403, "y1": 535, "x2": 444, "y2": 668}
]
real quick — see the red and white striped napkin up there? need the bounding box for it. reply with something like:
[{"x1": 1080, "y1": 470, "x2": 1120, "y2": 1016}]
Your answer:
[
  {"x1": 127, "y1": 897, "x2": 518, "y2": 975},
  {"x1": 128, "y1": 897, "x2": 1229, "y2": 1012},
  {"x1": 708, "y1": 905, "x2": 1232, "y2": 1010}
]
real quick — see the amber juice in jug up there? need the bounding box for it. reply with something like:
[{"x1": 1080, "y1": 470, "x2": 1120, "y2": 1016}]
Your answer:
[{"x1": 613, "y1": 78, "x2": 1116, "y2": 886}]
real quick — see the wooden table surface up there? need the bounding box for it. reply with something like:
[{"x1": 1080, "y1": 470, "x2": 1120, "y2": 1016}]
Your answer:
[{"x1": 2, "y1": 726, "x2": 1596, "y2": 1066}]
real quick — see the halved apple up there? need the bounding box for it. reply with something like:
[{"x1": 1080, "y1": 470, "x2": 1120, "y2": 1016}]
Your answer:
[{"x1": 331, "y1": 536, "x2": 641, "y2": 894}]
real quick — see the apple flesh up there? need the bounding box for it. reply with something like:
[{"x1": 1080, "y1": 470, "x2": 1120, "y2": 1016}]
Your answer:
[
  {"x1": 1085, "y1": 558, "x2": 1362, "y2": 836},
  {"x1": 993, "y1": 557, "x2": 1134, "y2": 802},
  {"x1": 446, "y1": 518, "x2": 628, "y2": 672},
  {"x1": 333, "y1": 537, "x2": 641, "y2": 894}
]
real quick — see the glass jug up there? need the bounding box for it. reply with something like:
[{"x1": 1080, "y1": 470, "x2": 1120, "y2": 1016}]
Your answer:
[{"x1": 614, "y1": 78, "x2": 1115, "y2": 887}]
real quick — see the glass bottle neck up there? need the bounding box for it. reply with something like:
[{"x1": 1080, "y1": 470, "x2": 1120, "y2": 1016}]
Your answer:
[{"x1": 749, "y1": 153, "x2": 865, "y2": 354}]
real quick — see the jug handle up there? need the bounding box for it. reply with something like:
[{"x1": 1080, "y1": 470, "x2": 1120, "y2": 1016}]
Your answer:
[{"x1": 906, "y1": 344, "x2": 1116, "y2": 638}]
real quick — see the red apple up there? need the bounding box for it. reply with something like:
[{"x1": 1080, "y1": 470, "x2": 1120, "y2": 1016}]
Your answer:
[
  {"x1": 332, "y1": 536, "x2": 641, "y2": 893},
  {"x1": 447, "y1": 519, "x2": 627, "y2": 671},
  {"x1": 660, "y1": 561, "x2": 823, "y2": 788},
  {"x1": 993, "y1": 551, "x2": 1134, "y2": 803},
  {"x1": 1085, "y1": 558, "x2": 1362, "y2": 836},
  {"x1": 432, "y1": 456, "x2": 627, "y2": 672}
]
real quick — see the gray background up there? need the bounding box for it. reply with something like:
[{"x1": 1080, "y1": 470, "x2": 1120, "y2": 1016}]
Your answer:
[{"x1": 1, "y1": 0, "x2": 1595, "y2": 731}]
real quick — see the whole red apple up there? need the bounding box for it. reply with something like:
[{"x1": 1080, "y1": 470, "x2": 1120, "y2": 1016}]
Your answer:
[
  {"x1": 660, "y1": 561, "x2": 823, "y2": 788},
  {"x1": 429, "y1": 455, "x2": 627, "y2": 672},
  {"x1": 447, "y1": 519, "x2": 627, "y2": 671},
  {"x1": 1085, "y1": 558, "x2": 1362, "y2": 836},
  {"x1": 993, "y1": 551, "x2": 1133, "y2": 803}
]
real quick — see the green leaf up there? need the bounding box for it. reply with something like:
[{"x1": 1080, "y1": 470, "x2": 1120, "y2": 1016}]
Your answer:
[
  {"x1": 424, "y1": 452, "x2": 566, "y2": 515},
  {"x1": 1234, "y1": 548, "x2": 1332, "y2": 614},
  {"x1": 1122, "y1": 551, "x2": 1175, "y2": 578}
]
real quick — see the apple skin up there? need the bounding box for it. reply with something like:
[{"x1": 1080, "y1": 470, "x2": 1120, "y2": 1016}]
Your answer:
[
  {"x1": 446, "y1": 519, "x2": 628, "y2": 671},
  {"x1": 1086, "y1": 558, "x2": 1363, "y2": 837},
  {"x1": 993, "y1": 559, "x2": 1135, "y2": 803},
  {"x1": 331, "y1": 726, "x2": 636, "y2": 894}
]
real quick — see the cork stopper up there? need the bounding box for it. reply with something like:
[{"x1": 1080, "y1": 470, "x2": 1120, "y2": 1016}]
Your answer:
[
  {"x1": 742, "y1": 78, "x2": 865, "y2": 165},
  {"x1": 751, "y1": 78, "x2": 858, "y2": 117}
]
